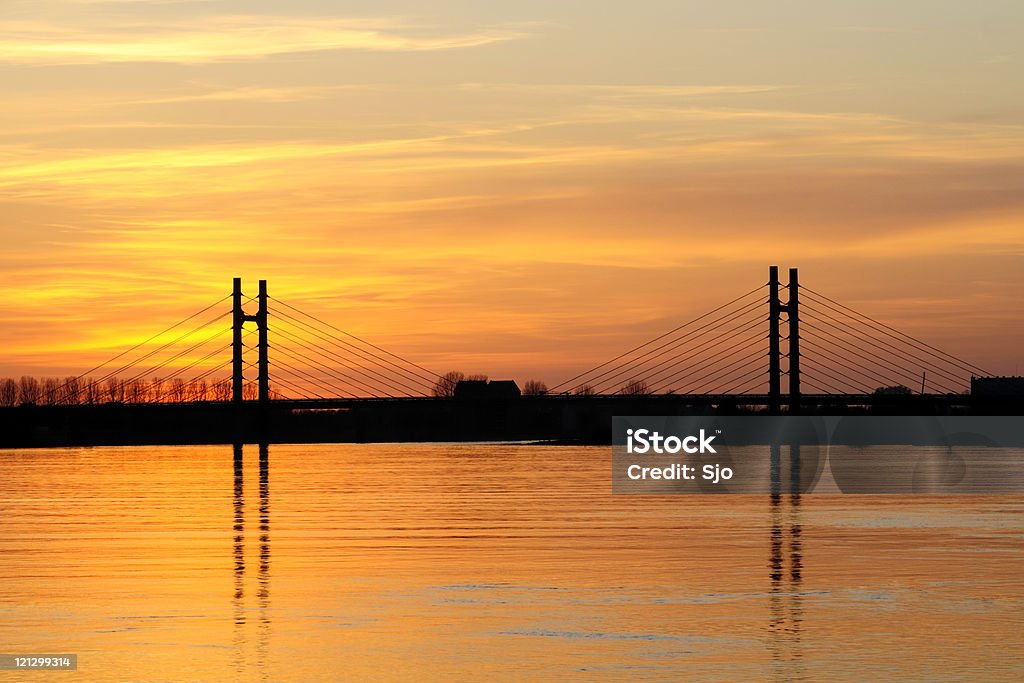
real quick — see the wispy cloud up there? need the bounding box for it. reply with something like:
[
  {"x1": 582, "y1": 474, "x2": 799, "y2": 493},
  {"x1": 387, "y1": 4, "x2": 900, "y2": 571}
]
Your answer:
[
  {"x1": 457, "y1": 83, "x2": 785, "y2": 98},
  {"x1": 0, "y1": 15, "x2": 528, "y2": 64},
  {"x1": 140, "y1": 84, "x2": 384, "y2": 104},
  {"x1": 830, "y1": 25, "x2": 922, "y2": 34},
  {"x1": 58, "y1": 0, "x2": 216, "y2": 4}
]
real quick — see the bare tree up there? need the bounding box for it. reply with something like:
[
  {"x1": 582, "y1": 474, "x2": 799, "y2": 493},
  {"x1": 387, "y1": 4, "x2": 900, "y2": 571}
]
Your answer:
[
  {"x1": 466, "y1": 374, "x2": 489, "y2": 382},
  {"x1": 188, "y1": 379, "x2": 208, "y2": 402},
  {"x1": 168, "y1": 378, "x2": 186, "y2": 403},
  {"x1": 18, "y1": 376, "x2": 41, "y2": 405},
  {"x1": 83, "y1": 377, "x2": 101, "y2": 404},
  {"x1": 575, "y1": 384, "x2": 595, "y2": 396},
  {"x1": 873, "y1": 385, "x2": 912, "y2": 395},
  {"x1": 620, "y1": 379, "x2": 649, "y2": 396},
  {"x1": 105, "y1": 376, "x2": 124, "y2": 403},
  {"x1": 432, "y1": 371, "x2": 465, "y2": 398},
  {"x1": 212, "y1": 379, "x2": 232, "y2": 402},
  {"x1": 41, "y1": 377, "x2": 60, "y2": 405},
  {"x1": 523, "y1": 380, "x2": 548, "y2": 396},
  {"x1": 151, "y1": 377, "x2": 165, "y2": 403},
  {"x1": 126, "y1": 379, "x2": 148, "y2": 403},
  {"x1": 62, "y1": 376, "x2": 81, "y2": 405},
  {"x1": 0, "y1": 378, "x2": 17, "y2": 406},
  {"x1": 242, "y1": 383, "x2": 258, "y2": 401}
]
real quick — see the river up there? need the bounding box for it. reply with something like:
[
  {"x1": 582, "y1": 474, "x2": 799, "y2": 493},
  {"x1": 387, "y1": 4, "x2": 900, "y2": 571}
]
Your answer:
[{"x1": 0, "y1": 444, "x2": 1021, "y2": 681}]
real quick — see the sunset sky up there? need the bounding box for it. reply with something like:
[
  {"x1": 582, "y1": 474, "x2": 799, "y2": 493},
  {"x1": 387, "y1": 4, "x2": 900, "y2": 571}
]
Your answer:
[{"x1": 2, "y1": 0, "x2": 1022, "y2": 386}]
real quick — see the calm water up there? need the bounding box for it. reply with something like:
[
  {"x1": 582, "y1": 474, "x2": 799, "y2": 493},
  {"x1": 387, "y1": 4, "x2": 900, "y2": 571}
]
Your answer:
[{"x1": 0, "y1": 444, "x2": 1022, "y2": 681}]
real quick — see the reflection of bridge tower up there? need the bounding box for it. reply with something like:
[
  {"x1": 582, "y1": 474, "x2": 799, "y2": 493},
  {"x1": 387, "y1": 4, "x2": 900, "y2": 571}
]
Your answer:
[
  {"x1": 768, "y1": 444, "x2": 804, "y2": 677},
  {"x1": 768, "y1": 266, "x2": 801, "y2": 414},
  {"x1": 232, "y1": 278, "x2": 270, "y2": 404},
  {"x1": 231, "y1": 443, "x2": 272, "y2": 681},
  {"x1": 257, "y1": 444, "x2": 271, "y2": 681}
]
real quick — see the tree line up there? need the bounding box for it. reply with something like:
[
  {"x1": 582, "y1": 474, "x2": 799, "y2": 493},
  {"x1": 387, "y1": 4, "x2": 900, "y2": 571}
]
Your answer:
[
  {"x1": 0, "y1": 375, "x2": 280, "y2": 406},
  {"x1": 4, "y1": 371, "x2": 666, "y2": 406}
]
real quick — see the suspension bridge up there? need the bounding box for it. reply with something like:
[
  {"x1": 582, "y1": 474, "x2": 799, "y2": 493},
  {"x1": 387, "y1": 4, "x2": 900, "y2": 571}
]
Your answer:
[{"x1": 1, "y1": 266, "x2": 1013, "y2": 446}]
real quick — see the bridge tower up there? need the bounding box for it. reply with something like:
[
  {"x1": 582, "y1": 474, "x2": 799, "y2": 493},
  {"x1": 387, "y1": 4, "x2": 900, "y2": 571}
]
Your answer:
[
  {"x1": 768, "y1": 266, "x2": 782, "y2": 412},
  {"x1": 232, "y1": 277, "x2": 270, "y2": 404},
  {"x1": 768, "y1": 266, "x2": 801, "y2": 413},
  {"x1": 787, "y1": 267, "x2": 800, "y2": 413}
]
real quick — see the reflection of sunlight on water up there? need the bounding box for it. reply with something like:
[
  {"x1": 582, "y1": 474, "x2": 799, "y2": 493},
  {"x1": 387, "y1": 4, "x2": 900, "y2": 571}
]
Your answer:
[
  {"x1": 0, "y1": 443, "x2": 1022, "y2": 681},
  {"x1": 911, "y1": 446, "x2": 966, "y2": 492}
]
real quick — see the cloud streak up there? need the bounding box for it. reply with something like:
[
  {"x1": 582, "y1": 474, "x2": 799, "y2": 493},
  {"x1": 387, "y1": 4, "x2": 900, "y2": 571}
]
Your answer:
[{"x1": 0, "y1": 16, "x2": 527, "y2": 64}]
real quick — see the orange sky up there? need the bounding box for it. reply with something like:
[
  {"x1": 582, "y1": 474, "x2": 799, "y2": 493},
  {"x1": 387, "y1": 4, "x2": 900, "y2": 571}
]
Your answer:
[{"x1": 1, "y1": 1, "x2": 1022, "y2": 387}]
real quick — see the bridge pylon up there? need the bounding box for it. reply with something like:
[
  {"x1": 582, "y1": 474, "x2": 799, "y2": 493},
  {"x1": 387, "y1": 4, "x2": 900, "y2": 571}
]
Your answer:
[
  {"x1": 787, "y1": 267, "x2": 800, "y2": 413},
  {"x1": 232, "y1": 277, "x2": 270, "y2": 404},
  {"x1": 768, "y1": 266, "x2": 801, "y2": 413}
]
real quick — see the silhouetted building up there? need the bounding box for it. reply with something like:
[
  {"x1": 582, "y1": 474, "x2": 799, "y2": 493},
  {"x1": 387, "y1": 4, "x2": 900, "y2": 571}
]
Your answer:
[
  {"x1": 453, "y1": 379, "x2": 521, "y2": 399},
  {"x1": 972, "y1": 376, "x2": 1024, "y2": 396},
  {"x1": 453, "y1": 380, "x2": 488, "y2": 399},
  {"x1": 487, "y1": 380, "x2": 521, "y2": 399}
]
